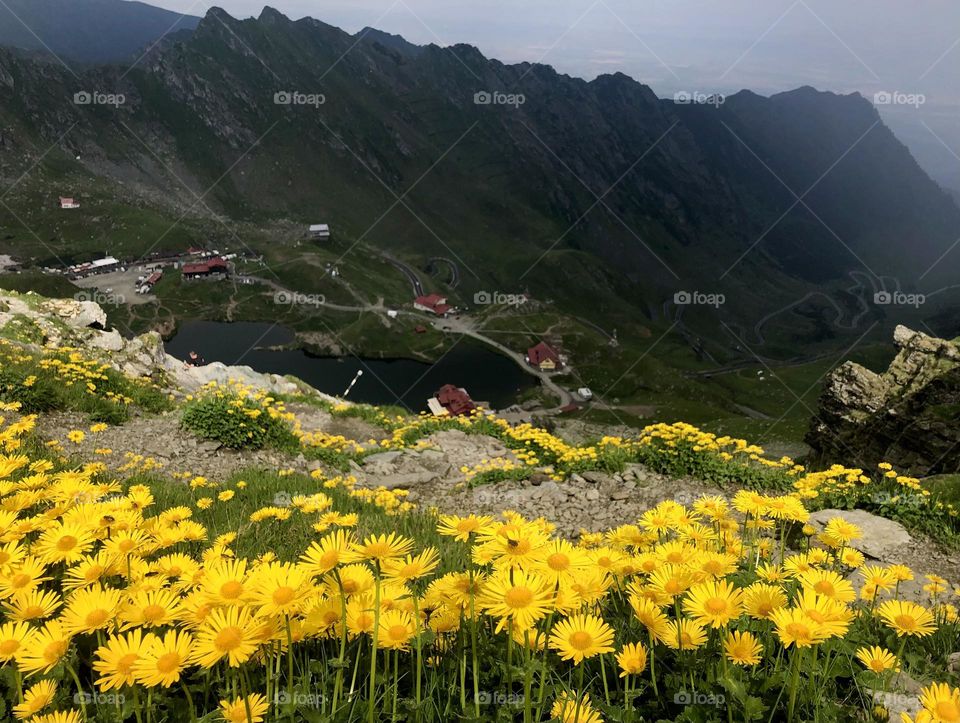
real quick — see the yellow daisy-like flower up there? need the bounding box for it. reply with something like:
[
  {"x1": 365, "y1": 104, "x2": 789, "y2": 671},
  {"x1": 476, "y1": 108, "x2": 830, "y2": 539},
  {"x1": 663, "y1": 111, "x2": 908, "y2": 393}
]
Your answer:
[
  {"x1": 876, "y1": 600, "x2": 936, "y2": 638},
  {"x1": 918, "y1": 682, "x2": 960, "y2": 722},
  {"x1": 436, "y1": 514, "x2": 493, "y2": 541},
  {"x1": 551, "y1": 690, "x2": 603, "y2": 723},
  {"x1": 13, "y1": 678, "x2": 56, "y2": 719},
  {"x1": 769, "y1": 608, "x2": 828, "y2": 648},
  {"x1": 132, "y1": 629, "x2": 194, "y2": 687},
  {"x1": 682, "y1": 579, "x2": 744, "y2": 628},
  {"x1": 94, "y1": 629, "x2": 148, "y2": 691},
  {"x1": 659, "y1": 618, "x2": 708, "y2": 650},
  {"x1": 477, "y1": 569, "x2": 553, "y2": 633},
  {"x1": 548, "y1": 613, "x2": 615, "y2": 664},
  {"x1": 615, "y1": 642, "x2": 648, "y2": 677},
  {"x1": 724, "y1": 630, "x2": 762, "y2": 666},
  {"x1": 855, "y1": 645, "x2": 899, "y2": 674},
  {"x1": 192, "y1": 607, "x2": 258, "y2": 668},
  {"x1": 219, "y1": 693, "x2": 269, "y2": 723},
  {"x1": 377, "y1": 609, "x2": 417, "y2": 650},
  {"x1": 16, "y1": 620, "x2": 72, "y2": 676}
]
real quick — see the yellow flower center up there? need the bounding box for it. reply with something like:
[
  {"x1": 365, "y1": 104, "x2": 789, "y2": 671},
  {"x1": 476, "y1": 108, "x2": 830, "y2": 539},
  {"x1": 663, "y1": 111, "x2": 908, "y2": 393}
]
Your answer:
[
  {"x1": 85, "y1": 609, "x2": 110, "y2": 628},
  {"x1": 142, "y1": 604, "x2": 166, "y2": 623},
  {"x1": 272, "y1": 586, "x2": 296, "y2": 606},
  {"x1": 388, "y1": 625, "x2": 408, "y2": 641},
  {"x1": 894, "y1": 615, "x2": 918, "y2": 631},
  {"x1": 117, "y1": 652, "x2": 138, "y2": 674},
  {"x1": 215, "y1": 626, "x2": 243, "y2": 651},
  {"x1": 155, "y1": 652, "x2": 181, "y2": 674},
  {"x1": 43, "y1": 640, "x2": 68, "y2": 663},
  {"x1": 785, "y1": 623, "x2": 811, "y2": 642},
  {"x1": 219, "y1": 581, "x2": 244, "y2": 600},
  {"x1": 569, "y1": 631, "x2": 593, "y2": 650},
  {"x1": 504, "y1": 587, "x2": 534, "y2": 609},
  {"x1": 11, "y1": 573, "x2": 30, "y2": 589},
  {"x1": 547, "y1": 553, "x2": 570, "y2": 571},
  {"x1": 705, "y1": 597, "x2": 728, "y2": 615},
  {"x1": 934, "y1": 702, "x2": 959, "y2": 720},
  {"x1": 813, "y1": 581, "x2": 835, "y2": 596},
  {"x1": 319, "y1": 550, "x2": 339, "y2": 569},
  {"x1": 57, "y1": 535, "x2": 78, "y2": 551},
  {"x1": 0, "y1": 639, "x2": 20, "y2": 655}
]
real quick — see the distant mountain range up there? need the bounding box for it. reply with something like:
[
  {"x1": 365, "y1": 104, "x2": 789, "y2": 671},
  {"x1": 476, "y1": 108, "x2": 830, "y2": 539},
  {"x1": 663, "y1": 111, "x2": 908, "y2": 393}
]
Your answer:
[
  {"x1": 0, "y1": 5, "x2": 958, "y2": 349},
  {"x1": 0, "y1": 0, "x2": 199, "y2": 63}
]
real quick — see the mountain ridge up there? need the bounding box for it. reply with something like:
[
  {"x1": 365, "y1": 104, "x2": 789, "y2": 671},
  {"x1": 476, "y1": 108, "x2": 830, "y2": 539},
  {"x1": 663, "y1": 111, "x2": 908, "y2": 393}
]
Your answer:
[{"x1": 0, "y1": 4, "x2": 958, "y2": 365}]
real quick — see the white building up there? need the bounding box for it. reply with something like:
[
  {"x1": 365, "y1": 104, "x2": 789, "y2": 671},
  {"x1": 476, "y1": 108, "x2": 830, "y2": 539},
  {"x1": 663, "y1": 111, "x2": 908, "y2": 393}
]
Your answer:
[{"x1": 308, "y1": 224, "x2": 331, "y2": 241}]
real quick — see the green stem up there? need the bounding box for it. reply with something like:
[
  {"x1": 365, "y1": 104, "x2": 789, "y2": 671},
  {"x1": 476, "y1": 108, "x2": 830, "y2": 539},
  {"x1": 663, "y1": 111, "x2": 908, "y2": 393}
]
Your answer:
[
  {"x1": 368, "y1": 562, "x2": 382, "y2": 723},
  {"x1": 285, "y1": 615, "x2": 295, "y2": 723}
]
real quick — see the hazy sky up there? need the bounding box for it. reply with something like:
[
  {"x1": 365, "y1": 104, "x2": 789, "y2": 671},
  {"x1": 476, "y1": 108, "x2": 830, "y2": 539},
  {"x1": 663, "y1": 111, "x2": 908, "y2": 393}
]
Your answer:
[{"x1": 139, "y1": 0, "x2": 960, "y2": 188}]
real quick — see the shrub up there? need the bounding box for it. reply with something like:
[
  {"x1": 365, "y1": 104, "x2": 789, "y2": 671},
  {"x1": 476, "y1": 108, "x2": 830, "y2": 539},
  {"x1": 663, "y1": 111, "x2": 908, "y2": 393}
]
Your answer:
[{"x1": 181, "y1": 380, "x2": 300, "y2": 450}]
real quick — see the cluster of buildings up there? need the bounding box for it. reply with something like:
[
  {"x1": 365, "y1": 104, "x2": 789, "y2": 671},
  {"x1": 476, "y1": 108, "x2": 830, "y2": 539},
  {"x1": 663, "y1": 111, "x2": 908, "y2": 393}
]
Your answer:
[
  {"x1": 137, "y1": 270, "x2": 163, "y2": 295},
  {"x1": 427, "y1": 384, "x2": 477, "y2": 416},
  {"x1": 308, "y1": 224, "x2": 331, "y2": 241},
  {"x1": 182, "y1": 257, "x2": 230, "y2": 280},
  {"x1": 413, "y1": 294, "x2": 453, "y2": 317},
  {"x1": 66, "y1": 256, "x2": 120, "y2": 278}
]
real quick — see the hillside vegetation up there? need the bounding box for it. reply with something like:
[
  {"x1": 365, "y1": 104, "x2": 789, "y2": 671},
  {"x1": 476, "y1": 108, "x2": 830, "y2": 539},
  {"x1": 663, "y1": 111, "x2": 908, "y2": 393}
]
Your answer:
[{"x1": 0, "y1": 289, "x2": 956, "y2": 722}]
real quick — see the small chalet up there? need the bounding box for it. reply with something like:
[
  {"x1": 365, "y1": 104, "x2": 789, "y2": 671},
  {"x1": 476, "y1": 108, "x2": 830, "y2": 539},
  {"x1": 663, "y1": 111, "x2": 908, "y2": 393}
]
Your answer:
[
  {"x1": 430, "y1": 384, "x2": 476, "y2": 416},
  {"x1": 138, "y1": 271, "x2": 163, "y2": 295},
  {"x1": 526, "y1": 342, "x2": 562, "y2": 371},
  {"x1": 308, "y1": 224, "x2": 331, "y2": 241},
  {"x1": 414, "y1": 294, "x2": 452, "y2": 316},
  {"x1": 182, "y1": 257, "x2": 229, "y2": 280},
  {"x1": 59, "y1": 197, "x2": 80, "y2": 209}
]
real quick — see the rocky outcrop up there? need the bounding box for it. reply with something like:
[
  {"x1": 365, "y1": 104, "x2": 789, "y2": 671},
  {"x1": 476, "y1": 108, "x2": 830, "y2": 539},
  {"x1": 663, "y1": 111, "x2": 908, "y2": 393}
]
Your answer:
[
  {"x1": 806, "y1": 326, "x2": 960, "y2": 475},
  {"x1": 0, "y1": 289, "x2": 339, "y2": 402}
]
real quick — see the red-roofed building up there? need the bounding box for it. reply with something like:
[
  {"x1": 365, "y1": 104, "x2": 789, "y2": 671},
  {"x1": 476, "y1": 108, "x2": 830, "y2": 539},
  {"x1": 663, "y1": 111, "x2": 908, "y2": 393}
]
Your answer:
[
  {"x1": 526, "y1": 342, "x2": 562, "y2": 371},
  {"x1": 182, "y1": 257, "x2": 229, "y2": 280},
  {"x1": 433, "y1": 384, "x2": 476, "y2": 416},
  {"x1": 59, "y1": 197, "x2": 80, "y2": 209},
  {"x1": 414, "y1": 294, "x2": 452, "y2": 316}
]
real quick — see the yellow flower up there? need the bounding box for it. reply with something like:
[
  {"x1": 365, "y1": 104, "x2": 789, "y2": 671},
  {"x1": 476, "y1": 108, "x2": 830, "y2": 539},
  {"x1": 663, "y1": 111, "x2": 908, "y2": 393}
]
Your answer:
[
  {"x1": 724, "y1": 630, "x2": 762, "y2": 666},
  {"x1": 855, "y1": 646, "x2": 899, "y2": 674},
  {"x1": 876, "y1": 600, "x2": 936, "y2": 638},
  {"x1": 548, "y1": 613, "x2": 615, "y2": 664},
  {"x1": 13, "y1": 679, "x2": 56, "y2": 719},
  {"x1": 219, "y1": 694, "x2": 269, "y2": 723},
  {"x1": 615, "y1": 642, "x2": 648, "y2": 677},
  {"x1": 683, "y1": 579, "x2": 744, "y2": 628},
  {"x1": 918, "y1": 682, "x2": 960, "y2": 722},
  {"x1": 66, "y1": 430, "x2": 85, "y2": 444}
]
